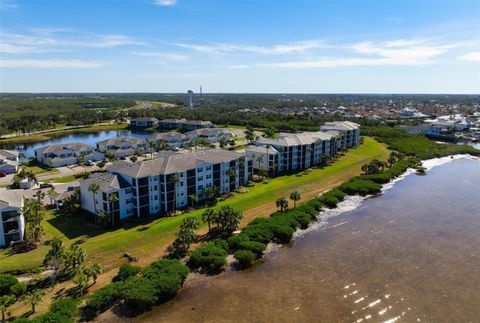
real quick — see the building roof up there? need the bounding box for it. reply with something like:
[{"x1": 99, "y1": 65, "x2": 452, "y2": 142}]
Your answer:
[
  {"x1": 185, "y1": 128, "x2": 233, "y2": 137},
  {"x1": 97, "y1": 136, "x2": 145, "y2": 147},
  {"x1": 0, "y1": 149, "x2": 19, "y2": 159},
  {"x1": 35, "y1": 142, "x2": 94, "y2": 154},
  {"x1": 246, "y1": 145, "x2": 279, "y2": 155},
  {"x1": 81, "y1": 173, "x2": 130, "y2": 192},
  {"x1": 0, "y1": 189, "x2": 24, "y2": 208},
  {"x1": 131, "y1": 117, "x2": 159, "y2": 122},
  {"x1": 148, "y1": 132, "x2": 188, "y2": 142},
  {"x1": 108, "y1": 148, "x2": 243, "y2": 177},
  {"x1": 256, "y1": 131, "x2": 337, "y2": 147},
  {"x1": 159, "y1": 119, "x2": 213, "y2": 126},
  {"x1": 320, "y1": 121, "x2": 360, "y2": 131}
]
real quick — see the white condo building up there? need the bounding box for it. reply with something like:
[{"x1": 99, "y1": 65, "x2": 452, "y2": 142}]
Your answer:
[{"x1": 320, "y1": 121, "x2": 361, "y2": 149}]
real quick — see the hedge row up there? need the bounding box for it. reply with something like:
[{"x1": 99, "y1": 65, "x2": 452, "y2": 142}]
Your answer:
[
  {"x1": 13, "y1": 297, "x2": 79, "y2": 323},
  {"x1": 83, "y1": 259, "x2": 189, "y2": 319}
]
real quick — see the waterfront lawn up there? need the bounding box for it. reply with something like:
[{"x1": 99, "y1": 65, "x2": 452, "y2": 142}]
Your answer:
[{"x1": 0, "y1": 137, "x2": 389, "y2": 274}]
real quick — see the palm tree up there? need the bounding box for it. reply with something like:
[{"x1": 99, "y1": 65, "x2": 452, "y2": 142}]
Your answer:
[
  {"x1": 47, "y1": 187, "x2": 58, "y2": 206},
  {"x1": 88, "y1": 183, "x2": 100, "y2": 223},
  {"x1": 73, "y1": 269, "x2": 88, "y2": 296},
  {"x1": 255, "y1": 155, "x2": 263, "y2": 175},
  {"x1": 276, "y1": 197, "x2": 289, "y2": 212},
  {"x1": 68, "y1": 244, "x2": 86, "y2": 269},
  {"x1": 290, "y1": 191, "x2": 301, "y2": 208},
  {"x1": 97, "y1": 210, "x2": 109, "y2": 228},
  {"x1": 108, "y1": 193, "x2": 119, "y2": 226},
  {"x1": 86, "y1": 262, "x2": 102, "y2": 285},
  {"x1": 188, "y1": 194, "x2": 198, "y2": 208},
  {"x1": 21, "y1": 289, "x2": 45, "y2": 314},
  {"x1": 148, "y1": 140, "x2": 156, "y2": 159},
  {"x1": 169, "y1": 174, "x2": 180, "y2": 214},
  {"x1": 265, "y1": 144, "x2": 271, "y2": 173},
  {"x1": 0, "y1": 295, "x2": 14, "y2": 322},
  {"x1": 201, "y1": 208, "x2": 217, "y2": 231}
]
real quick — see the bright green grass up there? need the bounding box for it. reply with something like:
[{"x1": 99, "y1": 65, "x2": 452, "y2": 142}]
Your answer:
[
  {"x1": 23, "y1": 166, "x2": 59, "y2": 176},
  {"x1": 0, "y1": 137, "x2": 388, "y2": 273},
  {"x1": 43, "y1": 175, "x2": 77, "y2": 183}
]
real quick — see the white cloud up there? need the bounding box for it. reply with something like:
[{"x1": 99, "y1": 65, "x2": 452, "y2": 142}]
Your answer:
[
  {"x1": 457, "y1": 52, "x2": 480, "y2": 62},
  {"x1": 153, "y1": 0, "x2": 177, "y2": 6},
  {"x1": 129, "y1": 51, "x2": 188, "y2": 61},
  {"x1": 226, "y1": 64, "x2": 250, "y2": 69},
  {"x1": 0, "y1": 0, "x2": 18, "y2": 10},
  {"x1": 0, "y1": 43, "x2": 38, "y2": 54},
  {"x1": 0, "y1": 59, "x2": 104, "y2": 68},
  {"x1": 175, "y1": 40, "x2": 325, "y2": 55}
]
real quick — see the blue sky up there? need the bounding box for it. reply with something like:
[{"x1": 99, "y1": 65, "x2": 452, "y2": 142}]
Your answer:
[{"x1": 0, "y1": 0, "x2": 479, "y2": 93}]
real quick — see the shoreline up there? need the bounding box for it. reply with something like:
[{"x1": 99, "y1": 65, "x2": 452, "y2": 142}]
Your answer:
[{"x1": 119, "y1": 153, "x2": 480, "y2": 322}]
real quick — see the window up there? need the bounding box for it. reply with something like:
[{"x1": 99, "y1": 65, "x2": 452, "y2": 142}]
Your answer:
[
  {"x1": 206, "y1": 165, "x2": 212, "y2": 170},
  {"x1": 197, "y1": 167, "x2": 203, "y2": 172},
  {"x1": 154, "y1": 195, "x2": 158, "y2": 200},
  {"x1": 153, "y1": 185, "x2": 158, "y2": 190},
  {"x1": 206, "y1": 174, "x2": 211, "y2": 179},
  {"x1": 197, "y1": 176, "x2": 203, "y2": 181}
]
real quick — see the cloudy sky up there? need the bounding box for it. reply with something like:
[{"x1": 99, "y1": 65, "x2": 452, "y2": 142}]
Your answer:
[{"x1": 0, "y1": 0, "x2": 479, "y2": 93}]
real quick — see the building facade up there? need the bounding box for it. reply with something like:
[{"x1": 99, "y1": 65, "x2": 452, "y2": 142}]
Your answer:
[
  {"x1": 80, "y1": 149, "x2": 250, "y2": 220},
  {"x1": 35, "y1": 143, "x2": 104, "y2": 167},
  {"x1": 130, "y1": 118, "x2": 159, "y2": 128},
  {"x1": 320, "y1": 121, "x2": 361, "y2": 149},
  {"x1": 0, "y1": 191, "x2": 24, "y2": 247},
  {"x1": 158, "y1": 119, "x2": 214, "y2": 131},
  {"x1": 96, "y1": 137, "x2": 147, "y2": 158},
  {"x1": 0, "y1": 149, "x2": 19, "y2": 174},
  {"x1": 247, "y1": 131, "x2": 339, "y2": 174}
]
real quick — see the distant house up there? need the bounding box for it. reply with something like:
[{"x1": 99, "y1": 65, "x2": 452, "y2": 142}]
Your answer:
[
  {"x1": 0, "y1": 149, "x2": 19, "y2": 174},
  {"x1": 158, "y1": 119, "x2": 214, "y2": 131},
  {"x1": 96, "y1": 137, "x2": 147, "y2": 158},
  {"x1": 130, "y1": 118, "x2": 159, "y2": 128},
  {"x1": 147, "y1": 132, "x2": 190, "y2": 150},
  {"x1": 0, "y1": 190, "x2": 25, "y2": 247},
  {"x1": 35, "y1": 143, "x2": 104, "y2": 167},
  {"x1": 185, "y1": 128, "x2": 234, "y2": 143},
  {"x1": 320, "y1": 121, "x2": 361, "y2": 149}
]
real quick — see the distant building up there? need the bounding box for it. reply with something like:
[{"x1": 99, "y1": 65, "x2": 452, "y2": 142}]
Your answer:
[
  {"x1": 400, "y1": 107, "x2": 429, "y2": 119},
  {"x1": 158, "y1": 119, "x2": 214, "y2": 131},
  {"x1": 80, "y1": 148, "x2": 250, "y2": 219},
  {"x1": 148, "y1": 132, "x2": 190, "y2": 150},
  {"x1": 97, "y1": 137, "x2": 147, "y2": 158},
  {"x1": 185, "y1": 128, "x2": 234, "y2": 143},
  {"x1": 130, "y1": 118, "x2": 159, "y2": 128},
  {"x1": 35, "y1": 143, "x2": 104, "y2": 167},
  {"x1": 0, "y1": 190, "x2": 25, "y2": 247},
  {"x1": 0, "y1": 149, "x2": 19, "y2": 174},
  {"x1": 320, "y1": 121, "x2": 361, "y2": 149}
]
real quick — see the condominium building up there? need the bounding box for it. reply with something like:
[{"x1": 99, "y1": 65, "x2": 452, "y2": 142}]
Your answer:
[
  {"x1": 80, "y1": 149, "x2": 251, "y2": 220},
  {"x1": 158, "y1": 119, "x2": 214, "y2": 131},
  {"x1": 0, "y1": 190, "x2": 24, "y2": 247},
  {"x1": 320, "y1": 121, "x2": 361, "y2": 149},
  {"x1": 246, "y1": 131, "x2": 339, "y2": 174},
  {"x1": 35, "y1": 143, "x2": 104, "y2": 167},
  {"x1": 185, "y1": 128, "x2": 234, "y2": 143},
  {"x1": 130, "y1": 118, "x2": 159, "y2": 128},
  {"x1": 96, "y1": 137, "x2": 147, "y2": 158},
  {"x1": 0, "y1": 149, "x2": 19, "y2": 174},
  {"x1": 148, "y1": 132, "x2": 190, "y2": 150}
]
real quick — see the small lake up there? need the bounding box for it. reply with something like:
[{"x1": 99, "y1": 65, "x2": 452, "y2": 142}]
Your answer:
[
  {"x1": 121, "y1": 157, "x2": 480, "y2": 323},
  {"x1": 0, "y1": 130, "x2": 152, "y2": 160}
]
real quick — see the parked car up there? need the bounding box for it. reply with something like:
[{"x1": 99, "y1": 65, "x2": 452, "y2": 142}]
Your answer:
[
  {"x1": 85, "y1": 160, "x2": 95, "y2": 166},
  {"x1": 0, "y1": 172, "x2": 7, "y2": 177},
  {"x1": 40, "y1": 183, "x2": 54, "y2": 189}
]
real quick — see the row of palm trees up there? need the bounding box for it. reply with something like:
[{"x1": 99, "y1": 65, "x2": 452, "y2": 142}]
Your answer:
[{"x1": 275, "y1": 190, "x2": 302, "y2": 212}]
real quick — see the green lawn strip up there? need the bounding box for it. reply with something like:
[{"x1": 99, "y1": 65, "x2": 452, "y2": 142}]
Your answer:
[
  {"x1": 23, "y1": 165, "x2": 59, "y2": 176},
  {"x1": 0, "y1": 137, "x2": 388, "y2": 273},
  {"x1": 42, "y1": 175, "x2": 77, "y2": 183}
]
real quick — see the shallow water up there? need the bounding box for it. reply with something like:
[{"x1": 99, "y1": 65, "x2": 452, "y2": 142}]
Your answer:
[{"x1": 124, "y1": 158, "x2": 480, "y2": 323}]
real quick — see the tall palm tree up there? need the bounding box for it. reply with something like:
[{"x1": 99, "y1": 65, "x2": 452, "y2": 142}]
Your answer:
[
  {"x1": 276, "y1": 197, "x2": 289, "y2": 212},
  {"x1": 188, "y1": 194, "x2": 198, "y2": 208},
  {"x1": 21, "y1": 289, "x2": 45, "y2": 314},
  {"x1": 256, "y1": 155, "x2": 263, "y2": 175},
  {"x1": 108, "y1": 193, "x2": 119, "y2": 226},
  {"x1": 169, "y1": 174, "x2": 180, "y2": 214},
  {"x1": 47, "y1": 187, "x2": 58, "y2": 206},
  {"x1": 290, "y1": 191, "x2": 301, "y2": 208},
  {"x1": 88, "y1": 183, "x2": 100, "y2": 223},
  {"x1": 201, "y1": 208, "x2": 217, "y2": 231}
]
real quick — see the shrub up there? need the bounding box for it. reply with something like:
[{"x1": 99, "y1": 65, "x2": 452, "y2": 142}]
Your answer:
[
  {"x1": 10, "y1": 282, "x2": 27, "y2": 297},
  {"x1": 338, "y1": 179, "x2": 382, "y2": 196},
  {"x1": 84, "y1": 282, "x2": 122, "y2": 318},
  {"x1": 238, "y1": 241, "x2": 266, "y2": 258},
  {"x1": 0, "y1": 273, "x2": 18, "y2": 295},
  {"x1": 189, "y1": 243, "x2": 227, "y2": 274},
  {"x1": 115, "y1": 264, "x2": 141, "y2": 281},
  {"x1": 234, "y1": 250, "x2": 256, "y2": 268},
  {"x1": 271, "y1": 224, "x2": 295, "y2": 244},
  {"x1": 120, "y1": 277, "x2": 158, "y2": 315},
  {"x1": 211, "y1": 238, "x2": 229, "y2": 252},
  {"x1": 148, "y1": 273, "x2": 182, "y2": 303},
  {"x1": 318, "y1": 189, "x2": 346, "y2": 208},
  {"x1": 148, "y1": 259, "x2": 190, "y2": 283},
  {"x1": 49, "y1": 297, "x2": 79, "y2": 320},
  {"x1": 243, "y1": 222, "x2": 274, "y2": 244},
  {"x1": 227, "y1": 234, "x2": 250, "y2": 251}
]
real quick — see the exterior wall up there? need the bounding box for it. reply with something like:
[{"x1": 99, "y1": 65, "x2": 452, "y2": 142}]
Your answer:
[{"x1": 0, "y1": 206, "x2": 24, "y2": 247}]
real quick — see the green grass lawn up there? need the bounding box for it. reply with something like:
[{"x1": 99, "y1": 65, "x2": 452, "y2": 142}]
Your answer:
[
  {"x1": 0, "y1": 137, "x2": 389, "y2": 274},
  {"x1": 23, "y1": 165, "x2": 59, "y2": 176},
  {"x1": 42, "y1": 174, "x2": 77, "y2": 183}
]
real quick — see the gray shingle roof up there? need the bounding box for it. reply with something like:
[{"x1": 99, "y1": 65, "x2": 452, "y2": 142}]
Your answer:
[
  {"x1": 35, "y1": 143, "x2": 93, "y2": 154},
  {"x1": 82, "y1": 173, "x2": 130, "y2": 192},
  {"x1": 97, "y1": 136, "x2": 145, "y2": 147}
]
